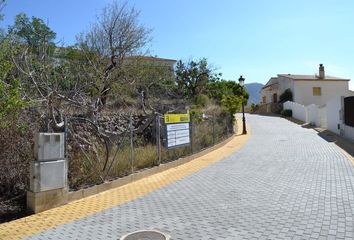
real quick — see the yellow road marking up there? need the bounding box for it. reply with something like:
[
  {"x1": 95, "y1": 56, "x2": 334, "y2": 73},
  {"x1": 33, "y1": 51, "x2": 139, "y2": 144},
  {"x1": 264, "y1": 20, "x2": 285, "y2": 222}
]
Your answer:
[{"x1": 0, "y1": 120, "x2": 250, "y2": 240}]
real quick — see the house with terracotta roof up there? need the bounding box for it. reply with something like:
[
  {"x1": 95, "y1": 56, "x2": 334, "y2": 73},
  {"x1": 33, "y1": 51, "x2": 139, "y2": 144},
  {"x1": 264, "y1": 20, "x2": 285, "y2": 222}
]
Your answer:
[{"x1": 261, "y1": 64, "x2": 353, "y2": 106}]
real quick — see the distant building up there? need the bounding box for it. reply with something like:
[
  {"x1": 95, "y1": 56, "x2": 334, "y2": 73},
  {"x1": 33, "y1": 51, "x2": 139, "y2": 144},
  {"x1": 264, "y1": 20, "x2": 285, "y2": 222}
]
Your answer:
[
  {"x1": 124, "y1": 56, "x2": 177, "y2": 72},
  {"x1": 261, "y1": 64, "x2": 353, "y2": 106}
]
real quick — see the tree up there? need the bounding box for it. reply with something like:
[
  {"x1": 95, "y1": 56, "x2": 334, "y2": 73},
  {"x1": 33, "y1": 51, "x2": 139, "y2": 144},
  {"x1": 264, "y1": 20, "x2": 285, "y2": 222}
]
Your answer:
[
  {"x1": 0, "y1": 79, "x2": 27, "y2": 128},
  {"x1": 0, "y1": 0, "x2": 5, "y2": 39},
  {"x1": 6, "y1": 14, "x2": 95, "y2": 131},
  {"x1": 78, "y1": 0, "x2": 151, "y2": 106},
  {"x1": 0, "y1": 37, "x2": 27, "y2": 128},
  {"x1": 117, "y1": 57, "x2": 177, "y2": 112},
  {"x1": 208, "y1": 80, "x2": 248, "y2": 104},
  {"x1": 279, "y1": 88, "x2": 293, "y2": 103},
  {"x1": 175, "y1": 58, "x2": 220, "y2": 99},
  {"x1": 208, "y1": 80, "x2": 249, "y2": 122},
  {"x1": 0, "y1": 8, "x2": 28, "y2": 128},
  {"x1": 9, "y1": 14, "x2": 91, "y2": 108},
  {"x1": 221, "y1": 94, "x2": 243, "y2": 120},
  {"x1": 8, "y1": 13, "x2": 59, "y2": 99},
  {"x1": 10, "y1": 13, "x2": 56, "y2": 55}
]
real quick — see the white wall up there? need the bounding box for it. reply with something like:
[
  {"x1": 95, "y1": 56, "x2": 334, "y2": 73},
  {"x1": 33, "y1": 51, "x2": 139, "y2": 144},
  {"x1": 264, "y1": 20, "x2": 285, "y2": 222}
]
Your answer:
[
  {"x1": 325, "y1": 96, "x2": 343, "y2": 135},
  {"x1": 307, "y1": 104, "x2": 320, "y2": 126},
  {"x1": 293, "y1": 80, "x2": 349, "y2": 106},
  {"x1": 319, "y1": 105, "x2": 327, "y2": 128},
  {"x1": 343, "y1": 124, "x2": 354, "y2": 142},
  {"x1": 283, "y1": 101, "x2": 307, "y2": 122},
  {"x1": 277, "y1": 76, "x2": 294, "y2": 96},
  {"x1": 285, "y1": 97, "x2": 354, "y2": 143},
  {"x1": 284, "y1": 101, "x2": 326, "y2": 128}
]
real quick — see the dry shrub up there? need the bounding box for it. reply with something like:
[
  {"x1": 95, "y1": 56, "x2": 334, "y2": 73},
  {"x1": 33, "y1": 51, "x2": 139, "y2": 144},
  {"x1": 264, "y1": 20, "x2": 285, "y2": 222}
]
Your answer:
[
  {"x1": 0, "y1": 109, "x2": 41, "y2": 223},
  {"x1": 0, "y1": 109, "x2": 39, "y2": 198}
]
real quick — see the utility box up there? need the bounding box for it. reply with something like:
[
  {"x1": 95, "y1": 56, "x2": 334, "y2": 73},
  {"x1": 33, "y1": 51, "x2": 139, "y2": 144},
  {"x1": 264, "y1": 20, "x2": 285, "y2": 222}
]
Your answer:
[
  {"x1": 34, "y1": 133, "x2": 65, "y2": 161},
  {"x1": 28, "y1": 132, "x2": 68, "y2": 213},
  {"x1": 29, "y1": 160, "x2": 67, "y2": 192}
]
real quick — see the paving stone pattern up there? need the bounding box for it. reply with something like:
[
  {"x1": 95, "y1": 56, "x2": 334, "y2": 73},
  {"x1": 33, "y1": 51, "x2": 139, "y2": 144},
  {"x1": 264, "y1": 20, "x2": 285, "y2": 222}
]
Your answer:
[{"x1": 26, "y1": 114, "x2": 354, "y2": 240}]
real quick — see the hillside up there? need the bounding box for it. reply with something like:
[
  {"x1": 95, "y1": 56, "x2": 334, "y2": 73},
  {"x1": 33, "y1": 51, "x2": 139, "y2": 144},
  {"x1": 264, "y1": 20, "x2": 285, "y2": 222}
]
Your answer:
[{"x1": 245, "y1": 83, "x2": 264, "y2": 106}]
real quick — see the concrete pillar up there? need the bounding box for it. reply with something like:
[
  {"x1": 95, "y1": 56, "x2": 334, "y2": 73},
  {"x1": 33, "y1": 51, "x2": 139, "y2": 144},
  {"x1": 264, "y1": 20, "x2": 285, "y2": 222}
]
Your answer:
[{"x1": 319, "y1": 64, "x2": 325, "y2": 79}]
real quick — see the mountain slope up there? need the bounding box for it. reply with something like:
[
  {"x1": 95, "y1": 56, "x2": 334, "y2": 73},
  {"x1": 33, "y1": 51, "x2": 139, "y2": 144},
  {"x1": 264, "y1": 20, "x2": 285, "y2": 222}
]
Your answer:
[{"x1": 245, "y1": 83, "x2": 264, "y2": 106}]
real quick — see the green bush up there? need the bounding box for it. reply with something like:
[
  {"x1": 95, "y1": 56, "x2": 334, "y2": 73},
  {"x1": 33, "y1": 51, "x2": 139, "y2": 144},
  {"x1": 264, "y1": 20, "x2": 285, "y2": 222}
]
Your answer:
[
  {"x1": 250, "y1": 103, "x2": 259, "y2": 112},
  {"x1": 189, "y1": 105, "x2": 203, "y2": 123},
  {"x1": 0, "y1": 80, "x2": 28, "y2": 129},
  {"x1": 281, "y1": 109, "x2": 292, "y2": 117},
  {"x1": 194, "y1": 94, "x2": 210, "y2": 107}
]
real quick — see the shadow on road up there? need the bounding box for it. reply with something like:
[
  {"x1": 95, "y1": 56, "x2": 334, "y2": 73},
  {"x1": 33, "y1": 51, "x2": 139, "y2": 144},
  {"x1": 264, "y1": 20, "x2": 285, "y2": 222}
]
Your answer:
[
  {"x1": 285, "y1": 116, "x2": 354, "y2": 159},
  {"x1": 250, "y1": 113, "x2": 354, "y2": 162},
  {"x1": 316, "y1": 129, "x2": 354, "y2": 160}
]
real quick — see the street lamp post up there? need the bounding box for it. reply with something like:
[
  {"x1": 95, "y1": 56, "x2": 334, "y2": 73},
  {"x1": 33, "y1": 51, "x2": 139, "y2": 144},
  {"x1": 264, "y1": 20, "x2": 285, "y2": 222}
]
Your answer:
[{"x1": 238, "y1": 75, "x2": 247, "y2": 135}]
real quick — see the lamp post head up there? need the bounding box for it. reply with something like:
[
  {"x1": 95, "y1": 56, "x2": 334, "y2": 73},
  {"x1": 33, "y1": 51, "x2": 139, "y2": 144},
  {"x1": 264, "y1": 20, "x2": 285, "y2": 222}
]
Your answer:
[{"x1": 238, "y1": 75, "x2": 245, "y2": 87}]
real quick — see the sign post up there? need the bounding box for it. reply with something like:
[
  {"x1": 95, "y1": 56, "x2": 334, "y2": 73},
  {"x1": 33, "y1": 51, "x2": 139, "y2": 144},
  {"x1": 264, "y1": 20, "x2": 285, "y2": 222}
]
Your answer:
[{"x1": 164, "y1": 114, "x2": 191, "y2": 149}]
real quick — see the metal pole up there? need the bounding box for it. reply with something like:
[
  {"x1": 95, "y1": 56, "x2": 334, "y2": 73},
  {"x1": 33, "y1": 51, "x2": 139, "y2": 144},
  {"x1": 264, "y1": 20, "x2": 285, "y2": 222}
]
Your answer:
[
  {"x1": 155, "y1": 115, "x2": 158, "y2": 165},
  {"x1": 212, "y1": 113, "x2": 215, "y2": 145},
  {"x1": 64, "y1": 117, "x2": 68, "y2": 159},
  {"x1": 242, "y1": 101, "x2": 247, "y2": 134},
  {"x1": 157, "y1": 115, "x2": 161, "y2": 165},
  {"x1": 64, "y1": 117, "x2": 69, "y2": 188},
  {"x1": 129, "y1": 115, "x2": 134, "y2": 173},
  {"x1": 190, "y1": 117, "x2": 193, "y2": 154}
]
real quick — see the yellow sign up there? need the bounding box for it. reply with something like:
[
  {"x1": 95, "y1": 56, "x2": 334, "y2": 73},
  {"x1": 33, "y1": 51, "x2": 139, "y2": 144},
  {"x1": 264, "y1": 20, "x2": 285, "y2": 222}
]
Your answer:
[{"x1": 164, "y1": 114, "x2": 190, "y2": 124}]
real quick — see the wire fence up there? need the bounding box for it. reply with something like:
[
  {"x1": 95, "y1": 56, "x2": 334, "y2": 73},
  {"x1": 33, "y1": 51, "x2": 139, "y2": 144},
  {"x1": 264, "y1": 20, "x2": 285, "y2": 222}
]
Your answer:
[
  {"x1": 67, "y1": 112, "x2": 234, "y2": 190},
  {"x1": 0, "y1": 110, "x2": 234, "y2": 222}
]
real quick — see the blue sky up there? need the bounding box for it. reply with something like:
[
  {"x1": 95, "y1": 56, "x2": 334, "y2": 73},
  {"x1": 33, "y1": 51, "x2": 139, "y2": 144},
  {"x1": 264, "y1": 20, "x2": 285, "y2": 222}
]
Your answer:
[{"x1": 1, "y1": 0, "x2": 354, "y2": 89}]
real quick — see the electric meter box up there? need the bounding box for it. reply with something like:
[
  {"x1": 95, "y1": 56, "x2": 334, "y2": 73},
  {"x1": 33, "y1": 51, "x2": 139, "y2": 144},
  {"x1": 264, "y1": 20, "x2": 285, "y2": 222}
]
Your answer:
[
  {"x1": 29, "y1": 160, "x2": 67, "y2": 192},
  {"x1": 34, "y1": 133, "x2": 65, "y2": 161}
]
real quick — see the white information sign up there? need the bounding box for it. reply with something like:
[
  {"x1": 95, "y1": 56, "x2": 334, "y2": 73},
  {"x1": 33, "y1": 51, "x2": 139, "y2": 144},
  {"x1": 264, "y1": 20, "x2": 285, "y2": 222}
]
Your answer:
[{"x1": 166, "y1": 123, "x2": 191, "y2": 148}]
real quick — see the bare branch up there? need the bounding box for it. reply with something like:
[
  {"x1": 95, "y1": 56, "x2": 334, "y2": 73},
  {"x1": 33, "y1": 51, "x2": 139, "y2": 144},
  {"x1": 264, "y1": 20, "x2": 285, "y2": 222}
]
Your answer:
[{"x1": 78, "y1": 0, "x2": 152, "y2": 106}]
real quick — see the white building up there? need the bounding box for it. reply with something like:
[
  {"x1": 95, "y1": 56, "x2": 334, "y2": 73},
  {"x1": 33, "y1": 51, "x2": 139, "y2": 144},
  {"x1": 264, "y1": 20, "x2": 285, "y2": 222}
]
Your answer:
[{"x1": 261, "y1": 64, "x2": 352, "y2": 106}]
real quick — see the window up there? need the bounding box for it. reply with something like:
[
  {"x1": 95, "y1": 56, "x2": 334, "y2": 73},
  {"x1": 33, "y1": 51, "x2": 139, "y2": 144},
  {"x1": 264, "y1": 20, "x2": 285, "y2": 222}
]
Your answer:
[
  {"x1": 263, "y1": 96, "x2": 266, "y2": 103},
  {"x1": 313, "y1": 87, "x2": 321, "y2": 96}
]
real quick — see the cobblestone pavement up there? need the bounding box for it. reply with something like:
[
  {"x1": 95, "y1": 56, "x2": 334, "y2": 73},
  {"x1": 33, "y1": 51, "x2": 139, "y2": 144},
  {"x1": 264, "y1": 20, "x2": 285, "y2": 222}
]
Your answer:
[{"x1": 26, "y1": 114, "x2": 354, "y2": 240}]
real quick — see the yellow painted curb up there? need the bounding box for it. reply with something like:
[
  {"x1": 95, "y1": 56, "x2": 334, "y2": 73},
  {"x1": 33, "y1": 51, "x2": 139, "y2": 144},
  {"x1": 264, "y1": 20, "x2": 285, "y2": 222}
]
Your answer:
[
  {"x1": 0, "y1": 119, "x2": 250, "y2": 240},
  {"x1": 339, "y1": 148, "x2": 354, "y2": 166}
]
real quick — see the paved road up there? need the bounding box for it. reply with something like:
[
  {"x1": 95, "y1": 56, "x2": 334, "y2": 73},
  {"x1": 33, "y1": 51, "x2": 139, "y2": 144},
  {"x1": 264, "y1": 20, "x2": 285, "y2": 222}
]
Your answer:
[{"x1": 26, "y1": 114, "x2": 354, "y2": 240}]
